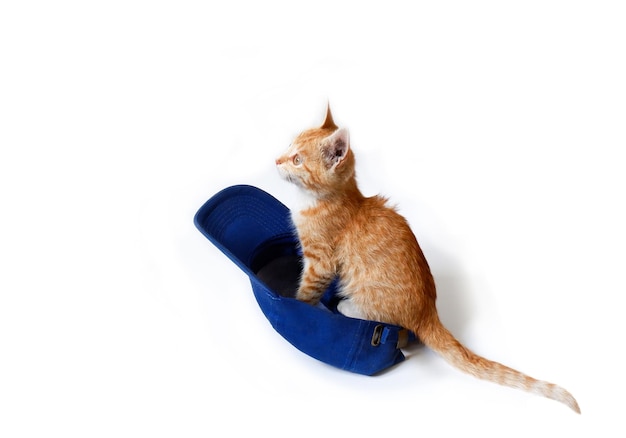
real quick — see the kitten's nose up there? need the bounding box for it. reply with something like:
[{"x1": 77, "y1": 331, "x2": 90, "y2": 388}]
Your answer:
[{"x1": 275, "y1": 158, "x2": 283, "y2": 165}]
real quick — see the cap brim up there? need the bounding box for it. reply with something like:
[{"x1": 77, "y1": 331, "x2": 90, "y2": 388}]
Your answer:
[{"x1": 194, "y1": 184, "x2": 294, "y2": 275}]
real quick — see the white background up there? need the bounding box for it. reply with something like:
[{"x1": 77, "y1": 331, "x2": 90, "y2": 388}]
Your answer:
[{"x1": 1, "y1": 1, "x2": 625, "y2": 436}]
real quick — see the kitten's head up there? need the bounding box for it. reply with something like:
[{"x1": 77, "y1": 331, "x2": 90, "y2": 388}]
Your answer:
[{"x1": 276, "y1": 106, "x2": 355, "y2": 196}]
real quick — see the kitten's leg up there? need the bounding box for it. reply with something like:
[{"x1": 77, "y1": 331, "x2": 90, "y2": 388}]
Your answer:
[
  {"x1": 296, "y1": 255, "x2": 334, "y2": 305},
  {"x1": 337, "y1": 299, "x2": 368, "y2": 320}
]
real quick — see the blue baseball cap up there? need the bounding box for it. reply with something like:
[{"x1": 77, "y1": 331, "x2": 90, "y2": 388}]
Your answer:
[{"x1": 194, "y1": 185, "x2": 416, "y2": 375}]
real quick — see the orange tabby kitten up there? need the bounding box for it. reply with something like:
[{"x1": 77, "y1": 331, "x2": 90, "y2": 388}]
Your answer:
[{"x1": 275, "y1": 106, "x2": 580, "y2": 413}]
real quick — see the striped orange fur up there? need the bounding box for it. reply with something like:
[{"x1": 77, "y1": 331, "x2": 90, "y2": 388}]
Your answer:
[{"x1": 275, "y1": 106, "x2": 580, "y2": 413}]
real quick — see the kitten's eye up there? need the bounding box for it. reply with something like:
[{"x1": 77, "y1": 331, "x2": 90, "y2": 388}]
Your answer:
[{"x1": 292, "y1": 154, "x2": 302, "y2": 166}]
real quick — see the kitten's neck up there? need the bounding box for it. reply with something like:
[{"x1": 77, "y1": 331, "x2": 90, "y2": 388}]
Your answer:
[{"x1": 302, "y1": 178, "x2": 364, "y2": 208}]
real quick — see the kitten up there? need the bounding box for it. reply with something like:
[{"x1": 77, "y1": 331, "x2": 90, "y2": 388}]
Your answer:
[{"x1": 275, "y1": 106, "x2": 580, "y2": 413}]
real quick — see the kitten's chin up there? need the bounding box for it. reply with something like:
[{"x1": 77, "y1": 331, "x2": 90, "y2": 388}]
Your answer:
[
  {"x1": 277, "y1": 167, "x2": 301, "y2": 188},
  {"x1": 276, "y1": 166, "x2": 289, "y2": 181}
]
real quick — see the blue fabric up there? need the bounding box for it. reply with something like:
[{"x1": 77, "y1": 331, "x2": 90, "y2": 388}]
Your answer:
[{"x1": 194, "y1": 185, "x2": 417, "y2": 375}]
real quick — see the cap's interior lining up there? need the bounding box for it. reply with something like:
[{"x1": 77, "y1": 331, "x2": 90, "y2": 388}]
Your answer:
[
  {"x1": 252, "y1": 234, "x2": 302, "y2": 298},
  {"x1": 256, "y1": 254, "x2": 302, "y2": 299}
]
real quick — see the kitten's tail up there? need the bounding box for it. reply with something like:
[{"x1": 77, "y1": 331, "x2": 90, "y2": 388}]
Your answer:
[{"x1": 415, "y1": 314, "x2": 581, "y2": 414}]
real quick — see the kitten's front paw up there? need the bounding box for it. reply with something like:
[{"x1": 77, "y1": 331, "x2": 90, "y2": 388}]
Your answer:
[{"x1": 295, "y1": 291, "x2": 320, "y2": 306}]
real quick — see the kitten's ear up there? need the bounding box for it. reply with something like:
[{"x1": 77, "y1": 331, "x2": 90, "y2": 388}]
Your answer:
[
  {"x1": 321, "y1": 128, "x2": 350, "y2": 168},
  {"x1": 320, "y1": 104, "x2": 338, "y2": 130}
]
